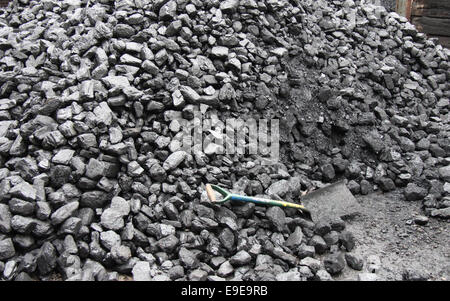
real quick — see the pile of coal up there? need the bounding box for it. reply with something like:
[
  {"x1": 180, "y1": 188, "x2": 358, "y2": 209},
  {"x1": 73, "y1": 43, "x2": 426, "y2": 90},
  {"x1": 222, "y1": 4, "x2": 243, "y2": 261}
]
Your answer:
[{"x1": 0, "y1": 0, "x2": 448, "y2": 280}]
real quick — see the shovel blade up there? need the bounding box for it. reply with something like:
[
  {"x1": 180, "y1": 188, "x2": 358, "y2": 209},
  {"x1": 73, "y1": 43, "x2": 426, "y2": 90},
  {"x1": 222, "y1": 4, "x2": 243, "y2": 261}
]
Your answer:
[{"x1": 301, "y1": 181, "x2": 362, "y2": 222}]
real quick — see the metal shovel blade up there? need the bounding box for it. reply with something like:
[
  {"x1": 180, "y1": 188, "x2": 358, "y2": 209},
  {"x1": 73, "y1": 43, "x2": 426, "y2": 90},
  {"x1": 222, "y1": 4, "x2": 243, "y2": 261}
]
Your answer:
[{"x1": 301, "y1": 180, "x2": 362, "y2": 222}]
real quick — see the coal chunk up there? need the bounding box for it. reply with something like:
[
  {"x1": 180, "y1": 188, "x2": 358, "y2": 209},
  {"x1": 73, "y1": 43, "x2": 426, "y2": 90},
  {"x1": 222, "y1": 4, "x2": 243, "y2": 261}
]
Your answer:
[
  {"x1": 36, "y1": 242, "x2": 57, "y2": 275},
  {"x1": 323, "y1": 252, "x2": 346, "y2": 275},
  {"x1": 265, "y1": 207, "x2": 286, "y2": 232},
  {"x1": 230, "y1": 250, "x2": 252, "y2": 267},
  {"x1": 345, "y1": 253, "x2": 363, "y2": 271},
  {"x1": 404, "y1": 183, "x2": 428, "y2": 201},
  {"x1": 0, "y1": 238, "x2": 15, "y2": 260}
]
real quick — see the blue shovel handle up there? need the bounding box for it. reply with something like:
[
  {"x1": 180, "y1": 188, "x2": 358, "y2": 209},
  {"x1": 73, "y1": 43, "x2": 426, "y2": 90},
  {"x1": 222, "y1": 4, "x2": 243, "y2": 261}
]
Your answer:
[{"x1": 206, "y1": 184, "x2": 309, "y2": 212}]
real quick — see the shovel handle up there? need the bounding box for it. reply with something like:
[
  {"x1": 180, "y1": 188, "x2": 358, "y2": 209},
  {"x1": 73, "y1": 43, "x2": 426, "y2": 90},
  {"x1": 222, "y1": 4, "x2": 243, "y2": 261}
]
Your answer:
[
  {"x1": 230, "y1": 194, "x2": 308, "y2": 211},
  {"x1": 205, "y1": 184, "x2": 217, "y2": 202},
  {"x1": 205, "y1": 184, "x2": 309, "y2": 213},
  {"x1": 205, "y1": 184, "x2": 231, "y2": 203}
]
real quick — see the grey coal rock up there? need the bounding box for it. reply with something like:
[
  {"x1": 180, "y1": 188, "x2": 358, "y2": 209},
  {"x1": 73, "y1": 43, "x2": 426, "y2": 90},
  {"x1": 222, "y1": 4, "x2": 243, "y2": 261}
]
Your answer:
[
  {"x1": 265, "y1": 207, "x2": 286, "y2": 232},
  {"x1": 0, "y1": 238, "x2": 15, "y2": 261},
  {"x1": 285, "y1": 226, "x2": 303, "y2": 249},
  {"x1": 321, "y1": 164, "x2": 335, "y2": 182},
  {"x1": 314, "y1": 220, "x2": 331, "y2": 236},
  {"x1": 100, "y1": 231, "x2": 121, "y2": 250},
  {"x1": 9, "y1": 198, "x2": 35, "y2": 216},
  {"x1": 162, "y1": 151, "x2": 186, "y2": 171},
  {"x1": 430, "y1": 207, "x2": 450, "y2": 219},
  {"x1": 178, "y1": 247, "x2": 199, "y2": 270},
  {"x1": 9, "y1": 182, "x2": 36, "y2": 202},
  {"x1": 220, "y1": 0, "x2": 240, "y2": 13},
  {"x1": 81, "y1": 191, "x2": 109, "y2": 209},
  {"x1": 100, "y1": 197, "x2": 130, "y2": 231},
  {"x1": 299, "y1": 257, "x2": 322, "y2": 274},
  {"x1": 111, "y1": 245, "x2": 132, "y2": 265},
  {"x1": 345, "y1": 253, "x2": 364, "y2": 271},
  {"x1": 309, "y1": 235, "x2": 328, "y2": 254},
  {"x1": 50, "y1": 202, "x2": 79, "y2": 225},
  {"x1": 3, "y1": 260, "x2": 18, "y2": 280},
  {"x1": 159, "y1": 1, "x2": 177, "y2": 21},
  {"x1": 0, "y1": 204, "x2": 12, "y2": 233},
  {"x1": 230, "y1": 250, "x2": 252, "y2": 267},
  {"x1": 132, "y1": 261, "x2": 151, "y2": 281},
  {"x1": 158, "y1": 234, "x2": 179, "y2": 253},
  {"x1": 218, "y1": 228, "x2": 235, "y2": 251},
  {"x1": 85, "y1": 159, "x2": 105, "y2": 180},
  {"x1": 168, "y1": 265, "x2": 184, "y2": 280},
  {"x1": 36, "y1": 242, "x2": 57, "y2": 276},
  {"x1": 379, "y1": 178, "x2": 396, "y2": 192},
  {"x1": 414, "y1": 215, "x2": 429, "y2": 226},
  {"x1": 217, "y1": 261, "x2": 234, "y2": 278},
  {"x1": 402, "y1": 269, "x2": 429, "y2": 281},
  {"x1": 297, "y1": 244, "x2": 315, "y2": 259},
  {"x1": 189, "y1": 269, "x2": 208, "y2": 281},
  {"x1": 404, "y1": 183, "x2": 428, "y2": 201},
  {"x1": 315, "y1": 269, "x2": 333, "y2": 281},
  {"x1": 15, "y1": 272, "x2": 34, "y2": 281},
  {"x1": 323, "y1": 231, "x2": 340, "y2": 247},
  {"x1": 339, "y1": 231, "x2": 356, "y2": 252},
  {"x1": 323, "y1": 252, "x2": 346, "y2": 275},
  {"x1": 438, "y1": 166, "x2": 450, "y2": 182},
  {"x1": 271, "y1": 247, "x2": 297, "y2": 266}
]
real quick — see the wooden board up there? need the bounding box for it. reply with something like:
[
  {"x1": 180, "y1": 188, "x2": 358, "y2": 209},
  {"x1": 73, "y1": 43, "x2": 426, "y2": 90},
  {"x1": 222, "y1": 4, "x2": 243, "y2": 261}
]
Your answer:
[
  {"x1": 396, "y1": 0, "x2": 413, "y2": 20},
  {"x1": 412, "y1": 0, "x2": 450, "y2": 18},
  {"x1": 0, "y1": 0, "x2": 11, "y2": 7},
  {"x1": 412, "y1": 16, "x2": 450, "y2": 37}
]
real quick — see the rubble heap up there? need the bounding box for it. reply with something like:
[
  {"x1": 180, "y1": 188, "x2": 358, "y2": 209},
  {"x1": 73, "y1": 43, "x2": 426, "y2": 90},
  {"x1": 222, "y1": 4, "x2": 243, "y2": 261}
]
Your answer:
[{"x1": 0, "y1": 0, "x2": 448, "y2": 280}]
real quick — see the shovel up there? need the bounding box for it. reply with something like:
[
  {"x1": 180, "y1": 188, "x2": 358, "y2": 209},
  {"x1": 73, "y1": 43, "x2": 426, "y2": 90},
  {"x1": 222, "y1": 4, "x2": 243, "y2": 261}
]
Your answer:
[
  {"x1": 206, "y1": 180, "x2": 361, "y2": 222},
  {"x1": 299, "y1": 180, "x2": 362, "y2": 222},
  {"x1": 205, "y1": 183, "x2": 312, "y2": 219}
]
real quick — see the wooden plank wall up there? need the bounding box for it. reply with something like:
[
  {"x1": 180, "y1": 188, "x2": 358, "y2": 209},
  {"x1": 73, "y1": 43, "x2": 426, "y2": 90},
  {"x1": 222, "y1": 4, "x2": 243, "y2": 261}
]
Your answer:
[
  {"x1": 0, "y1": 0, "x2": 11, "y2": 7},
  {"x1": 410, "y1": 0, "x2": 450, "y2": 48},
  {"x1": 397, "y1": 0, "x2": 413, "y2": 19}
]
